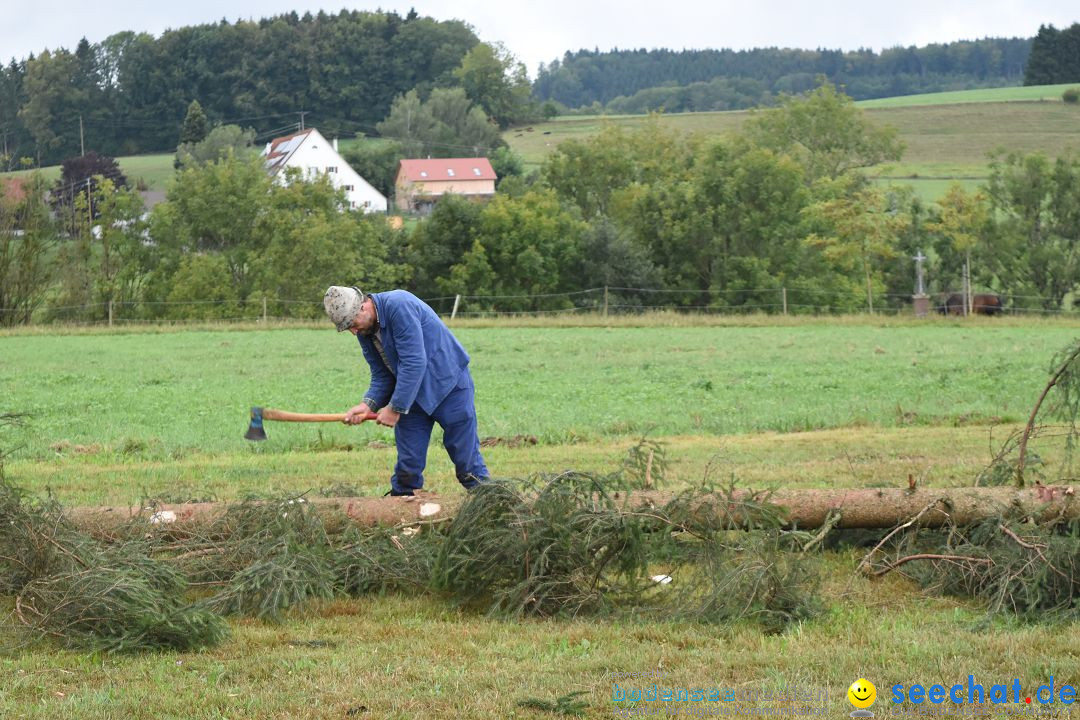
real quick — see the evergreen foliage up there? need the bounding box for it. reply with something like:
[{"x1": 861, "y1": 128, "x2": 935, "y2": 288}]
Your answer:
[
  {"x1": 1024, "y1": 23, "x2": 1080, "y2": 85},
  {"x1": 862, "y1": 339, "x2": 1080, "y2": 619},
  {"x1": 0, "y1": 439, "x2": 825, "y2": 652},
  {"x1": 517, "y1": 691, "x2": 590, "y2": 716},
  {"x1": 1, "y1": 422, "x2": 1079, "y2": 652},
  {"x1": 0, "y1": 479, "x2": 229, "y2": 652},
  {"x1": 536, "y1": 39, "x2": 1032, "y2": 111},
  {"x1": 179, "y1": 100, "x2": 209, "y2": 145},
  {"x1": 871, "y1": 516, "x2": 1080, "y2": 620},
  {"x1": 2, "y1": 10, "x2": 479, "y2": 165}
]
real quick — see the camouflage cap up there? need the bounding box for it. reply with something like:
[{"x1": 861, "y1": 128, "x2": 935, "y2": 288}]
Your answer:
[{"x1": 323, "y1": 286, "x2": 365, "y2": 332}]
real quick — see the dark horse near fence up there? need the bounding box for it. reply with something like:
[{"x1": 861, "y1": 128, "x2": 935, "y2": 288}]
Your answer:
[{"x1": 938, "y1": 293, "x2": 1004, "y2": 316}]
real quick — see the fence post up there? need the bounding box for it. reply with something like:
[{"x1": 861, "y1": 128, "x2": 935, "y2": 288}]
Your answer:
[
  {"x1": 781, "y1": 287, "x2": 787, "y2": 316},
  {"x1": 262, "y1": 296, "x2": 267, "y2": 323},
  {"x1": 451, "y1": 294, "x2": 461, "y2": 321},
  {"x1": 603, "y1": 286, "x2": 609, "y2": 319},
  {"x1": 108, "y1": 300, "x2": 113, "y2": 327}
]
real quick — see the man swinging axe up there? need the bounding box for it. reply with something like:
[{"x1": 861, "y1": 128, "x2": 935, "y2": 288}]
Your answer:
[{"x1": 323, "y1": 286, "x2": 489, "y2": 496}]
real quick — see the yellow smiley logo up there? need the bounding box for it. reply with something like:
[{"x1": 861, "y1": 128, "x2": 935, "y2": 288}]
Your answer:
[{"x1": 848, "y1": 678, "x2": 877, "y2": 709}]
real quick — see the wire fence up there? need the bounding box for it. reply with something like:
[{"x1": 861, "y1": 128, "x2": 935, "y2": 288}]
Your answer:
[{"x1": 3, "y1": 285, "x2": 1079, "y2": 327}]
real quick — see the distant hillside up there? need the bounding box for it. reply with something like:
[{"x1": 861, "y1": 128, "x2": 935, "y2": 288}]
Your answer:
[
  {"x1": 504, "y1": 87, "x2": 1080, "y2": 202},
  {"x1": 6, "y1": 85, "x2": 1078, "y2": 201},
  {"x1": 533, "y1": 38, "x2": 1032, "y2": 112}
]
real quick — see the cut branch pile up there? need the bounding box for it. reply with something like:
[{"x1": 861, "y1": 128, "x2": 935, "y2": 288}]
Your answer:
[
  {"x1": 861, "y1": 514, "x2": 1080, "y2": 619},
  {"x1": 0, "y1": 461, "x2": 825, "y2": 651}
]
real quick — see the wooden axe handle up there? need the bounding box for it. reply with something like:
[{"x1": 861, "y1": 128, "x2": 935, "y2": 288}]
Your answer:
[{"x1": 261, "y1": 408, "x2": 376, "y2": 423}]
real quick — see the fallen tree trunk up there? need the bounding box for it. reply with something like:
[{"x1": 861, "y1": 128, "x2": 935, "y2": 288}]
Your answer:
[{"x1": 65, "y1": 484, "x2": 1077, "y2": 536}]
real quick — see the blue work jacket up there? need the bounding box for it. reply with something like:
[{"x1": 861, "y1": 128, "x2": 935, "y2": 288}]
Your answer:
[{"x1": 357, "y1": 290, "x2": 470, "y2": 415}]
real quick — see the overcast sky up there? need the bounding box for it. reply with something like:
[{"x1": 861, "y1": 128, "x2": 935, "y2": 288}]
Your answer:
[{"x1": 2, "y1": 1, "x2": 1077, "y2": 78}]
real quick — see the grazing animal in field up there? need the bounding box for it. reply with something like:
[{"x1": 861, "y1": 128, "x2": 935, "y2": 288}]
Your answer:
[{"x1": 938, "y1": 293, "x2": 1004, "y2": 316}]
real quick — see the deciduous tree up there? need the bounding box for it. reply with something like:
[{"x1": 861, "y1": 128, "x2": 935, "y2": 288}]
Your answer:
[
  {"x1": 452, "y1": 42, "x2": 534, "y2": 128},
  {"x1": 987, "y1": 151, "x2": 1080, "y2": 310},
  {"x1": 376, "y1": 88, "x2": 503, "y2": 159},
  {"x1": 805, "y1": 182, "x2": 905, "y2": 313},
  {"x1": 0, "y1": 174, "x2": 57, "y2": 325},
  {"x1": 743, "y1": 82, "x2": 904, "y2": 182},
  {"x1": 175, "y1": 125, "x2": 256, "y2": 170}
]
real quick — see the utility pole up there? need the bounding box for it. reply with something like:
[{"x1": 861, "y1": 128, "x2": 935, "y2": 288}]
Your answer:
[{"x1": 79, "y1": 115, "x2": 85, "y2": 156}]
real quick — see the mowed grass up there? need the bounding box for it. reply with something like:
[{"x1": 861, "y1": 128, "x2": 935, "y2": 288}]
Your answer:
[
  {"x1": 855, "y1": 83, "x2": 1077, "y2": 108},
  {"x1": 2, "y1": 585, "x2": 1078, "y2": 720},
  {"x1": 3, "y1": 319, "x2": 1080, "y2": 718},
  {"x1": 1, "y1": 320, "x2": 1075, "y2": 470}
]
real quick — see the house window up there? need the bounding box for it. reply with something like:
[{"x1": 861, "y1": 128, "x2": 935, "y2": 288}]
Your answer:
[
  {"x1": 344, "y1": 184, "x2": 355, "y2": 191},
  {"x1": 473, "y1": 168, "x2": 482, "y2": 176},
  {"x1": 363, "y1": 201, "x2": 371, "y2": 208},
  {"x1": 420, "y1": 171, "x2": 428, "y2": 178},
  {"x1": 326, "y1": 166, "x2": 338, "y2": 173},
  {"x1": 447, "y1": 168, "x2": 455, "y2": 177}
]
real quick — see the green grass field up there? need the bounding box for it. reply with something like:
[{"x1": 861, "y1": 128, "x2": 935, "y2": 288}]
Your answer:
[
  {"x1": 1, "y1": 320, "x2": 1073, "y2": 471},
  {"x1": 2, "y1": 152, "x2": 176, "y2": 191},
  {"x1": 854, "y1": 83, "x2": 1077, "y2": 108},
  {"x1": 2, "y1": 318, "x2": 1080, "y2": 718}
]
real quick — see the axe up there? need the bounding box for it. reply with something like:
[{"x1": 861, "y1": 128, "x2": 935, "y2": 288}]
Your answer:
[{"x1": 245, "y1": 407, "x2": 378, "y2": 441}]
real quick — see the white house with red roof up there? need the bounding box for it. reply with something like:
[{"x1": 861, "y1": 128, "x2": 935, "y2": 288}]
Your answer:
[
  {"x1": 262, "y1": 128, "x2": 387, "y2": 213},
  {"x1": 394, "y1": 157, "x2": 496, "y2": 214}
]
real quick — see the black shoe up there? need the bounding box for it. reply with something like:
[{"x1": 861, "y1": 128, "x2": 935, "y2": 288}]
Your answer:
[
  {"x1": 459, "y1": 473, "x2": 488, "y2": 491},
  {"x1": 383, "y1": 489, "x2": 415, "y2": 497}
]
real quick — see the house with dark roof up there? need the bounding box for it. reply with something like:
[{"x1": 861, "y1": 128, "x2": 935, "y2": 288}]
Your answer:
[
  {"x1": 262, "y1": 128, "x2": 387, "y2": 213},
  {"x1": 394, "y1": 158, "x2": 496, "y2": 214}
]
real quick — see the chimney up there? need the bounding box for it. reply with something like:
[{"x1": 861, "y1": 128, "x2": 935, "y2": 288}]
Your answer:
[{"x1": 333, "y1": 137, "x2": 339, "y2": 152}]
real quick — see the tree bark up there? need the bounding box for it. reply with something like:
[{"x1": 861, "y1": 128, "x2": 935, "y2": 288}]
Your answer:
[{"x1": 65, "y1": 485, "x2": 1078, "y2": 537}]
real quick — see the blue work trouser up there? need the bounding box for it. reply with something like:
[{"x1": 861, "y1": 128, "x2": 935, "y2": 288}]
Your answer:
[{"x1": 390, "y1": 368, "x2": 488, "y2": 493}]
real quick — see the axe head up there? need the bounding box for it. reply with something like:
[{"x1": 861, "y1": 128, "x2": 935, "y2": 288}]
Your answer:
[{"x1": 245, "y1": 406, "x2": 267, "y2": 441}]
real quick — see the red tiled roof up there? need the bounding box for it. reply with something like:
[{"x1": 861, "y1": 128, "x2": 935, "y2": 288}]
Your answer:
[{"x1": 398, "y1": 158, "x2": 496, "y2": 183}]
